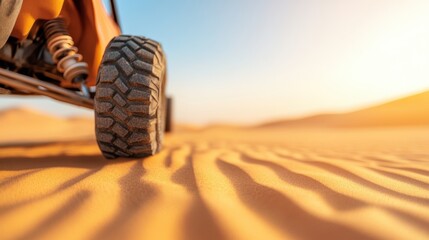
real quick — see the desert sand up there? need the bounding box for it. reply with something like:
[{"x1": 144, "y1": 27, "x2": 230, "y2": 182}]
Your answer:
[
  {"x1": 0, "y1": 107, "x2": 94, "y2": 144},
  {"x1": 0, "y1": 103, "x2": 429, "y2": 240}
]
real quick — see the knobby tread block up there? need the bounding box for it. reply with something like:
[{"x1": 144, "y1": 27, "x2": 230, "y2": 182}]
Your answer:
[{"x1": 95, "y1": 35, "x2": 166, "y2": 159}]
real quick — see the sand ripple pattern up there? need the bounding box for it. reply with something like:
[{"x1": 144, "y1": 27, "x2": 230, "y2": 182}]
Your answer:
[{"x1": 0, "y1": 129, "x2": 428, "y2": 240}]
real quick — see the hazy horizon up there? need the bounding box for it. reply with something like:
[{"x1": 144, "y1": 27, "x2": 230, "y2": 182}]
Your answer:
[{"x1": 1, "y1": 0, "x2": 429, "y2": 124}]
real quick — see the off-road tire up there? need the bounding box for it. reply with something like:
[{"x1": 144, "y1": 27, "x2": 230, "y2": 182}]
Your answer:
[
  {"x1": 95, "y1": 35, "x2": 167, "y2": 159},
  {"x1": 165, "y1": 97, "x2": 173, "y2": 132}
]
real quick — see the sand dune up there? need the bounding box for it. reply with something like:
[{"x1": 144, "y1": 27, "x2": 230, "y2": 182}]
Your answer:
[
  {"x1": 260, "y1": 90, "x2": 429, "y2": 128},
  {"x1": 0, "y1": 97, "x2": 429, "y2": 240},
  {"x1": 0, "y1": 107, "x2": 94, "y2": 144},
  {"x1": 0, "y1": 125, "x2": 428, "y2": 240}
]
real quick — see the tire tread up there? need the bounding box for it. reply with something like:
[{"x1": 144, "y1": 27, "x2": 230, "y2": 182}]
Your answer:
[{"x1": 95, "y1": 35, "x2": 166, "y2": 159}]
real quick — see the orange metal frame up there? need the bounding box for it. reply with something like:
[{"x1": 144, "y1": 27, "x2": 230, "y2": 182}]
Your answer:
[{"x1": 11, "y1": 0, "x2": 120, "y2": 86}]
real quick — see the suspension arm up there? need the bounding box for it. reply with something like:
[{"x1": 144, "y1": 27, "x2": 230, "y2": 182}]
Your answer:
[{"x1": 0, "y1": 68, "x2": 94, "y2": 109}]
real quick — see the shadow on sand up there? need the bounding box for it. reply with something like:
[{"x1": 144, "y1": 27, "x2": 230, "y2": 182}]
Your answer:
[{"x1": 0, "y1": 141, "x2": 152, "y2": 239}]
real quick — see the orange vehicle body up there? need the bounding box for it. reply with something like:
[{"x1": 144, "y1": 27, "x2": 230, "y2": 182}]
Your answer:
[{"x1": 11, "y1": 0, "x2": 120, "y2": 86}]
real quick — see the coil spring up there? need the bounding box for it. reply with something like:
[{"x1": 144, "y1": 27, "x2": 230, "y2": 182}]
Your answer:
[{"x1": 44, "y1": 18, "x2": 88, "y2": 84}]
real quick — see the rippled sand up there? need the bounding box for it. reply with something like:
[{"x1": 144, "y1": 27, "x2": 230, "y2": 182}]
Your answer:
[{"x1": 0, "y1": 128, "x2": 428, "y2": 240}]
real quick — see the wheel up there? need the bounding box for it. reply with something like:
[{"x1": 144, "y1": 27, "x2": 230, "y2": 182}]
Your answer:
[
  {"x1": 95, "y1": 35, "x2": 167, "y2": 159},
  {"x1": 165, "y1": 97, "x2": 173, "y2": 133}
]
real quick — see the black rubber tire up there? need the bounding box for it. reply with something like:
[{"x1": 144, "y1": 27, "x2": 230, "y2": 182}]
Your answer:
[
  {"x1": 165, "y1": 97, "x2": 173, "y2": 133},
  {"x1": 95, "y1": 35, "x2": 167, "y2": 159}
]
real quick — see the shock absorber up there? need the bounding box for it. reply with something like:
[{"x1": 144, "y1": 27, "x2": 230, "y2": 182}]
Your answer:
[{"x1": 43, "y1": 18, "x2": 90, "y2": 96}]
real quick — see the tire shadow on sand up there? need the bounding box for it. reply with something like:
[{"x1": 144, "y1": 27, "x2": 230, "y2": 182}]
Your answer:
[
  {"x1": 0, "y1": 141, "x2": 160, "y2": 240},
  {"x1": 0, "y1": 140, "x2": 108, "y2": 170},
  {"x1": 0, "y1": 142, "x2": 108, "y2": 219},
  {"x1": 171, "y1": 147, "x2": 228, "y2": 240},
  {"x1": 91, "y1": 161, "x2": 158, "y2": 240}
]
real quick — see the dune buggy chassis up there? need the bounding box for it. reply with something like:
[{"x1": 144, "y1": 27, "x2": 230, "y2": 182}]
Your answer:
[{"x1": 0, "y1": 0, "x2": 171, "y2": 159}]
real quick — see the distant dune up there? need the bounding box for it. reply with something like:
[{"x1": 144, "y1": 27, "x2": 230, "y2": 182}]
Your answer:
[
  {"x1": 259, "y1": 90, "x2": 429, "y2": 128},
  {"x1": 0, "y1": 107, "x2": 94, "y2": 143}
]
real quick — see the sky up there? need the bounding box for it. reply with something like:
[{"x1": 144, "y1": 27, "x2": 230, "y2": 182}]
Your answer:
[{"x1": 1, "y1": 0, "x2": 429, "y2": 125}]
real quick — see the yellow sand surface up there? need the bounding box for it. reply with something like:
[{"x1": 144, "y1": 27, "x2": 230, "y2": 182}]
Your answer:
[
  {"x1": 0, "y1": 108, "x2": 94, "y2": 143},
  {"x1": 0, "y1": 122, "x2": 428, "y2": 240}
]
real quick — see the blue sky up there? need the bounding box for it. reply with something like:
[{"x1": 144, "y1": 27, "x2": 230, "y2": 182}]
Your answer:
[{"x1": 1, "y1": 0, "x2": 429, "y2": 124}]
